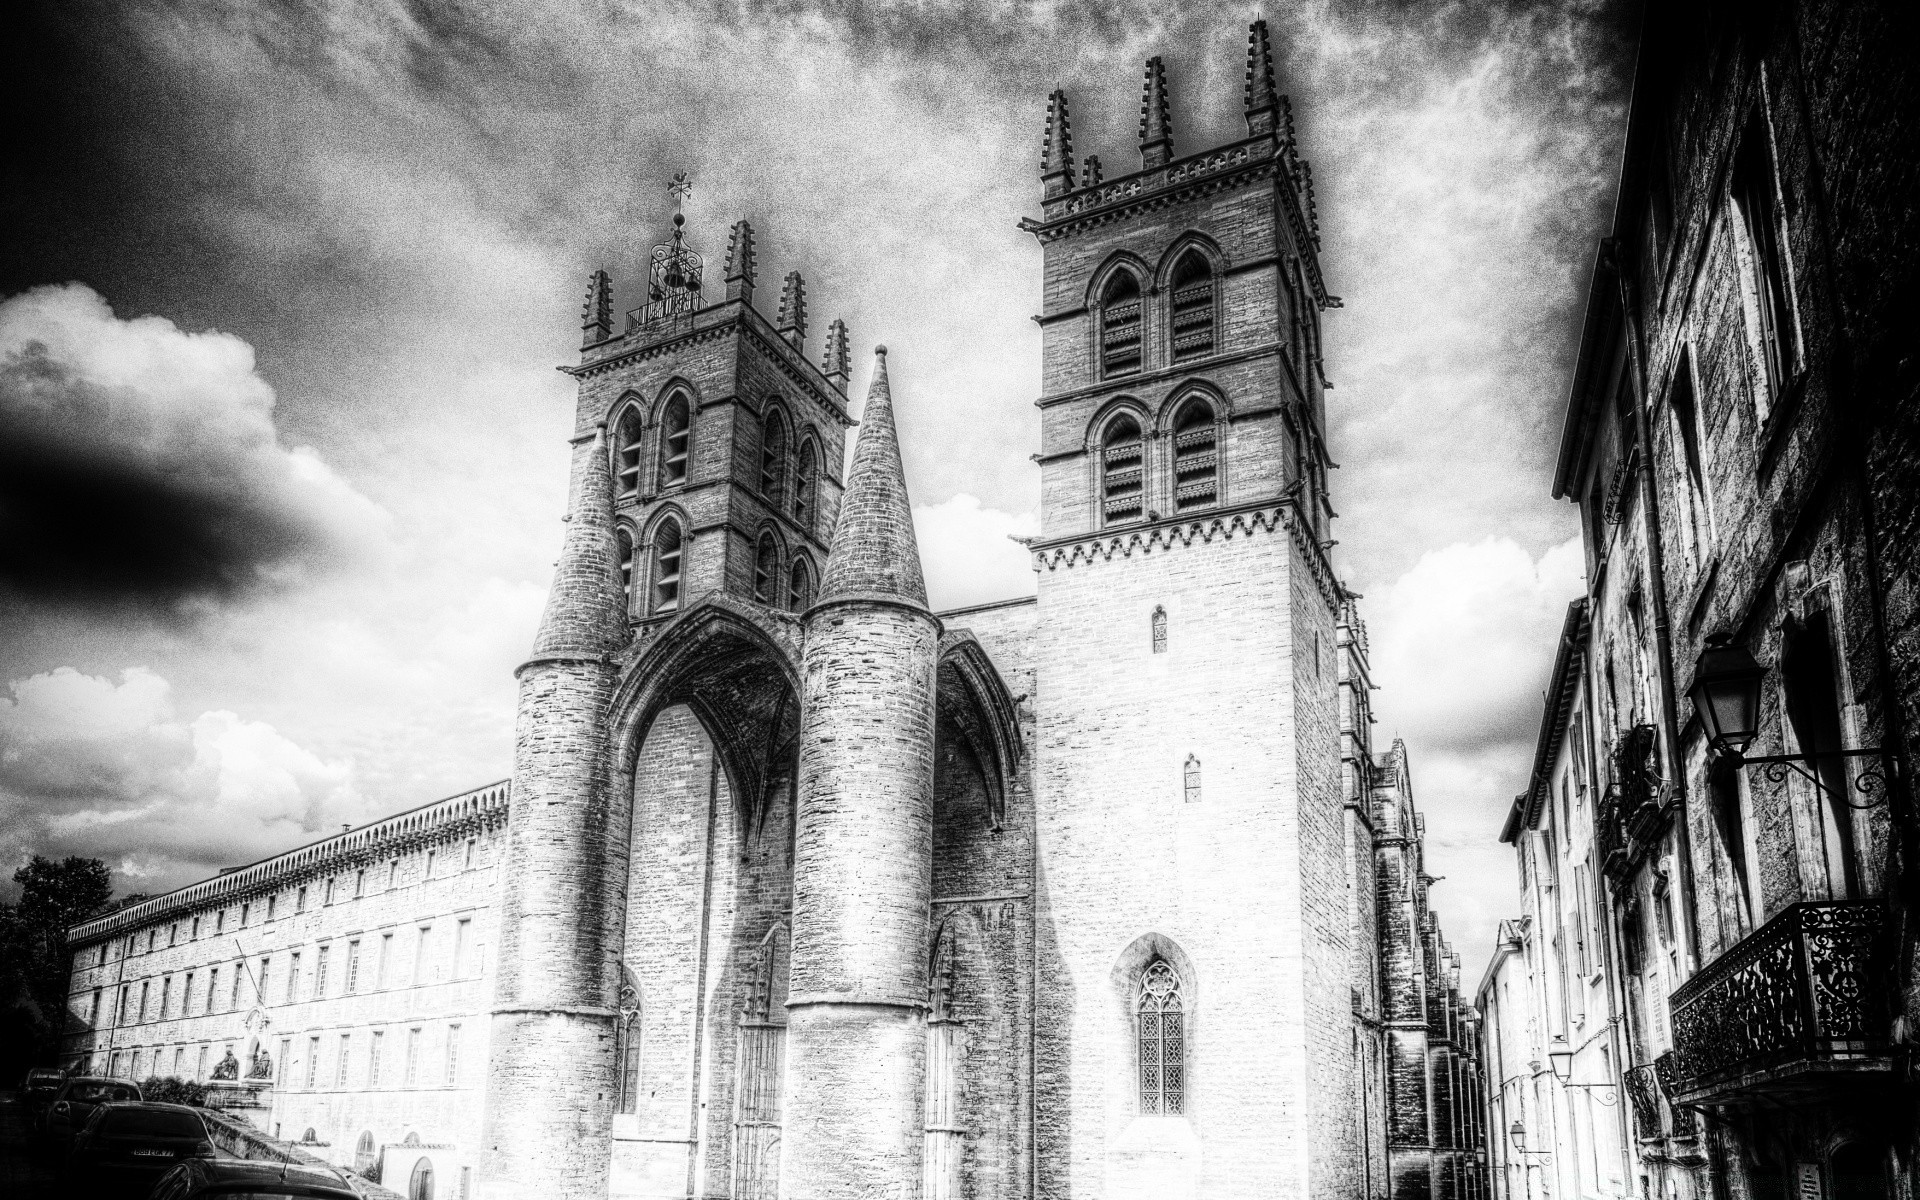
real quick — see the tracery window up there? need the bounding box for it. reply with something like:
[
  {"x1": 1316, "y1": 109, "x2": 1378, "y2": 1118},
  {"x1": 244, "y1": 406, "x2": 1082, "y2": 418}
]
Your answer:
[
  {"x1": 1100, "y1": 272, "x2": 1143, "y2": 377},
  {"x1": 652, "y1": 519, "x2": 684, "y2": 615},
  {"x1": 1101, "y1": 415, "x2": 1144, "y2": 525},
  {"x1": 1137, "y1": 959, "x2": 1185, "y2": 1114},
  {"x1": 614, "y1": 406, "x2": 644, "y2": 497},
  {"x1": 752, "y1": 534, "x2": 780, "y2": 605},
  {"x1": 1151, "y1": 606, "x2": 1167, "y2": 654},
  {"x1": 760, "y1": 409, "x2": 789, "y2": 508},
  {"x1": 1183, "y1": 755, "x2": 1201, "y2": 805},
  {"x1": 788, "y1": 557, "x2": 816, "y2": 612},
  {"x1": 658, "y1": 392, "x2": 691, "y2": 488},
  {"x1": 615, "y1": 968, "x2": 641, "y2": 1115},
  {"x1": 794, "y1": 439, "x2": 818, "y2": 529},
  {"x1": 1171, "y1": 400, "x2": 1218, "y2": 512},
  {"x1": 1168, "y1": 252, "x2": 1215, "y2": 363}
]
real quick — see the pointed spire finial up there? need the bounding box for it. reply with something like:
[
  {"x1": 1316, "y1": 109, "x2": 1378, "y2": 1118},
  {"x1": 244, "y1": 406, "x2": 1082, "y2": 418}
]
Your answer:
[
  {"x1": 724, "y1": 220, "x2": 758, "y2": 305},
  {"x1": 1245, "y1": 20, "x2": 1280, "y2": 136},
  {"x1": 819, "y1": 346, "x2": 926, "y2": 607},
  {"x1": 1041, "y1": 89, "x2": 1075, "y2": 199},
  {"x1": 1079, "y1": 154, "x2": 1104, "y2": 190},
  {"x1": 581, "y1": 269, "x2": 612, "y2": 349},
  {"x1": 1139, "y1": 56, "x2": 1172, "y2": 169},
  {"x1": 822, "y1": 319, "x2": 850, "y2": 390},
  {"x1": 777, "y1": 271, "x2": 808, "y2": 349},
  {"x1": 530, "y1": 423, "x2": 628, "y2": 657}
]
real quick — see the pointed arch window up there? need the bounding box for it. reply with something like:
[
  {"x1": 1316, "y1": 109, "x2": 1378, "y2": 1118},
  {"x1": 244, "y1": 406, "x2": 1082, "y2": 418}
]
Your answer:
[
  {"x1": 1169, "y1": 252, "x2": 1215, "y2": 363},
  {"x1": 1101, "y1": 414, "x2": 1144, "y2": 525},
  {"x1": 615, "y1": 967, "x2": 641, "y2": 1115},
  {"x1": 1171, "y1": 400, "x2": 1218, "y2": 512},
  {"x1": 616, "y1": 528, "x2": 636, "y2": 615},
  {"x1": 794, "y1": 439, "x2": 818, "y2": 528},
  {"x1": 1100, "y1": 272, "x2": 1143, "y2": 377},
  {"x1": 752, "y1": 533, "x2": 780, "y2": 605},
  {"x1": 1137, "y1": 959, "x2": 1185, "y2": 1114},
  {"x1": 788, "y1": 557, "x2": 815, "y2": 612},
  {"x1": 658, "y1": 392, "x2": 691, "y2": 488},
  {"x1": 1151, "y1": 606, "x2": 1167, "y2": 654},
  {"x1": 1183, "y1": 755, "x2": 1201, "y2": 804},
  {"x1": 760, "y1": 409, "x2": 789, "y2": 508},
  {"x1": 651, "y1": 519, "x2": 684, "y2": 615},
  {"x1": 614, "y1": 406, "x2": 644, "y2": 497}
]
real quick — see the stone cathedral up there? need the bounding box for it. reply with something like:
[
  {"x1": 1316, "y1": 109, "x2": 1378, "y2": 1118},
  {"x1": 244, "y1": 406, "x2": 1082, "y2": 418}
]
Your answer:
[{"x1": 61, "y1": 22, "x2": 1484, "y2": 1200}]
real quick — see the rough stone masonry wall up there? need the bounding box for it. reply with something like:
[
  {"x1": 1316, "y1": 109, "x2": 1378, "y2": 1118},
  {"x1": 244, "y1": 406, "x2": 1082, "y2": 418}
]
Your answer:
[
  {"x1": 784, "y1": 599, "x2": 939, "y2": 1200},
  {"x1": 1033, "y1": 522, "x2": 1343, "y2": 1200}
]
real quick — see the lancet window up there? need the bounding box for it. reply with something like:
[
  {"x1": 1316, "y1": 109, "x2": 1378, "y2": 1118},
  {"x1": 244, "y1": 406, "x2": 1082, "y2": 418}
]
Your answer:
[
  {"x1": 794, "y1": 440, "x2": 818, "y2": 529},
  {"x1": 1183, "y1": 755, "x2": 1201, "y2": 804},
  {"x1": 1101, "y1": 415, "x2": 1145, "y2": 526},
  {"x1": 753, "y1": 534, "x2": 780, "y2": 605},
  {"x1": 788, "y1": 557, "x2": 815, "y2": 612},
  {"x1": 1137, "y1": 959, "x2": 1185, "y2": 1114},
  {"x1": 616, "y1": 528, "x2": 635, "y2": 614},
  {"x1": 651, "y1": 519, "x2": 684, "y2": 615},
  {"x1": 1152, "y1": 606, "x2": 1167, "y2": 654},
  {"x1": 1168, "y1": 252, "x2": 1216, "y2": 363},
  {"x1": 1171, "y1": 400, "x2": 1218, "y2": 512},
  {"x1": 614, "y1": 406, "x2": 644, "y2": 497},
  {"x1": 658, "y1": 392, "x2": 691, "y2": 488},
  {"x1": 1730, "y1": 109, "x2": 1799, "y2": 417},
  {"x1": 760, "y1": 409, "x2": 789, "y2": 508},
  {"x1": 1100, "y1": 272, "x2": 1143, "y2": 377},
  {"x1": 615, "y1": 967, "x2": 641, "y2": 1115}
]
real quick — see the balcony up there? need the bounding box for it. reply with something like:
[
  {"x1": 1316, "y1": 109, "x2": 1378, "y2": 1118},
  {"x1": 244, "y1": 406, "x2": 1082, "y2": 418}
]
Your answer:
[{"x1": 1664, "y1": 900, "x2": 1894, "y2": 1108}]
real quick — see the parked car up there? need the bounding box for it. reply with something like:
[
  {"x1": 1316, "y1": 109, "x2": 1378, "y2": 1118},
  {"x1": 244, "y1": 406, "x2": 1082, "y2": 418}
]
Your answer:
[
  {"x1": 150, "y1": 1157, "x2": 361, "y2": 1200},
  {"x1": 67, "y1": 1101, "x2": 218, "y2": 1196},
  {"x1": 40, "y1": 1075, "x2": 141, "y2": 1153},
  {"x1": 20, "y1": 1066, "x2": 66, "y2": 1126}
]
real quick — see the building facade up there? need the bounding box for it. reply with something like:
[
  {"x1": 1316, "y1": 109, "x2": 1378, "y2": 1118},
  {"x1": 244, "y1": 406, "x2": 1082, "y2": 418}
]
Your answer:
[
  {"x1": 1482, "y1": 2, "x2": 1920, "y2": 1198},
  {"x1": 64, "y1": 24, "x2": 1486, "y2": 1200}
]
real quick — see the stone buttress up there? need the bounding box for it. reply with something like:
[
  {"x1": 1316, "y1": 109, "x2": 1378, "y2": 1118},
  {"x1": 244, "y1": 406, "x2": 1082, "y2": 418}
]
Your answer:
[
  {"x1": 482, "y1": 423, "x2": 630, "y2": 1200},
  {"x1": 780, "y1": 348, "x2": 939, "y2": 1200}
]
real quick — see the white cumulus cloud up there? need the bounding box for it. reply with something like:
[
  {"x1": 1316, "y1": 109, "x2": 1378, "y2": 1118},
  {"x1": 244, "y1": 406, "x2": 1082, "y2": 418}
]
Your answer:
[{"x1": 913, "y1": 494, "x2": 1039, "y2": 612}]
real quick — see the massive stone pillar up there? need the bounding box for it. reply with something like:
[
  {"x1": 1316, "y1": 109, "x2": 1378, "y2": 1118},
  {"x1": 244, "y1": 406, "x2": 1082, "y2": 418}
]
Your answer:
[
  {"x1": 782, "y1": 348, "x2": 938, "y2": 1200},
  {"x1": 480, "y1": 424, "x2": 629, "y2": 1200}
]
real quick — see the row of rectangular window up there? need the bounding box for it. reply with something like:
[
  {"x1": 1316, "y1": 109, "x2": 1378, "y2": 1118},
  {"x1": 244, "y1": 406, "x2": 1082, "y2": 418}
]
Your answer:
[
  {"x1": 100, "y1": 840, "x2": 485, "y2": 966},
  {"x1": 96, "y1": 919, "x2": 474, "y2": 1028},
  {"x1": 97, "y1": 1022, "x2": 464, "y2": 1089}
]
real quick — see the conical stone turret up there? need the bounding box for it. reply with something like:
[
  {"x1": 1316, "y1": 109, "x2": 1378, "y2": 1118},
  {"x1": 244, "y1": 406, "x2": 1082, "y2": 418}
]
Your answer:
[
  {"x1": 781, "y1": 347, "x2": 939, "y2": 1200},
  {"x1": 530, "y1": 423, "x2": 628, "y2": 658}
]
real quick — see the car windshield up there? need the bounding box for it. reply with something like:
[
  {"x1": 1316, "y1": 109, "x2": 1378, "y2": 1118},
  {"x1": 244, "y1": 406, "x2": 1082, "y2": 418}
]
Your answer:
[
  {"x1": 99, "y1": 1109, "x2": 204, "y2": 1137},
  {"x1": 202, "y1": 1192, "x2": 350, "y2": 1199},
  {"x1": 67, "y1": 1083, "x2": 136, "y2": 1103}
]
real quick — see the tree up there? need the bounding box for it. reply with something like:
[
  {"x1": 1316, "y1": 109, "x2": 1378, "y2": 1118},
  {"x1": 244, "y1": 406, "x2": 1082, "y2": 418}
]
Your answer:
[{"x1": 0, "y1": 856, "x2": 114, "y2": 1076}]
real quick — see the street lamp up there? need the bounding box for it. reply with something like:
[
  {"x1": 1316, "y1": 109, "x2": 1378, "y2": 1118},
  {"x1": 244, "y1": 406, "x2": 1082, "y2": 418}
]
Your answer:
[
  {"x1": 1688, "y1": 635, "x2": 1894, "y2": 810},
  {"x1": 1546, "y1": 1038, "x2": 1618, "y2": 1104},
  {"x1": 1508, "y1": 1119, "x2": 1550, "y2": 1159}
]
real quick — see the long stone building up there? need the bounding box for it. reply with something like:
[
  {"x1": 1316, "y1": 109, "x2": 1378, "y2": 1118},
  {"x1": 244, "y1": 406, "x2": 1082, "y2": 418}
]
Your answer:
[{"x1": 63, "y1": 25, "x2": 1484, "y2": 1200}]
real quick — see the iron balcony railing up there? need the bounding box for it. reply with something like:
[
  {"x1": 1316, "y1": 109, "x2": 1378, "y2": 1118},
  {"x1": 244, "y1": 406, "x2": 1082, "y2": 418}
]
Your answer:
[{"x1": 1664, "y1": 899, "x2": 1891, "y2": 1107}]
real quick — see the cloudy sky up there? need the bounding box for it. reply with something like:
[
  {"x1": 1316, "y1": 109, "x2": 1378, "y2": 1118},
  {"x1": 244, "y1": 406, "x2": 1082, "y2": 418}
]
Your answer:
[{"x1": 1, "y1": 0, "x2": 1632, "y2": 970}]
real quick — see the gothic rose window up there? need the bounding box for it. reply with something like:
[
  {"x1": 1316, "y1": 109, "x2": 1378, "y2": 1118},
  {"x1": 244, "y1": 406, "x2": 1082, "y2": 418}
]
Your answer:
[{"x1": 1137, "y1": 959, "x2": 1185, "y2": 1114}]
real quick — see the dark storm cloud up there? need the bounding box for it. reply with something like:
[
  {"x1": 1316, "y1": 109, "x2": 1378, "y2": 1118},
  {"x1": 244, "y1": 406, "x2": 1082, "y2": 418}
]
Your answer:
[{"x1": 0, "y1": 285, "x2": 388, "y2": 612}]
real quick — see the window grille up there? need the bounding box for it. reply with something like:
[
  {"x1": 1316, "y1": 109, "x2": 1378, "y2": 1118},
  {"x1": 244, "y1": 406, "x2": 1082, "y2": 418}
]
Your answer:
[
  {"x1": 753, "y1": 534, "x2": 780, "y2": 604},
  {"x1": 1137, "y1": 960, "x2": 1185, "y2": 1114},
  {"x1": 1101, "y1": 416, "x2": 1145, "y2": 525},
  {"x1": 1171, "y1": 401, "x2": 1218, "y2": 512},
  {"x1": 658, "y1": 393, "x2": 691, "y2": 487},
  {"x1": 760, "y1": 409, "x2": 789, "y2": 507},
  {"x1": 1151, "y1": 607, "x2": 1167, "y2": 654},
  {"x1": 794, "y1": 440, "x2": 817, "y2": 527},
  {"x1": 652, "y1": 519, "x2": 684, "y2": 614},
  {"x1": 788, "y1": 558, "x2": 815, "y2": 612},
  {"x1": 614, "y1": 407, "x2": 644, "y2": 497},
  {"x1": 1184, "y1": 756, "x2": 1201, "y2": 805},
  {"x1": 1100, "y1": 273, "x2": 1143, "y2": 377},
  {"x1": 1169, "y1": 253, "x2": 1215, "y2": 363}
]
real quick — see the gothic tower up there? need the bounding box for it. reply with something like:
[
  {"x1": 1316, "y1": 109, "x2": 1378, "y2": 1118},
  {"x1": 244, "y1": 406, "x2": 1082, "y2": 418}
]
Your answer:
[{"x1": 1022, "y1": 21, "x2": 1357, "y2": 1198}]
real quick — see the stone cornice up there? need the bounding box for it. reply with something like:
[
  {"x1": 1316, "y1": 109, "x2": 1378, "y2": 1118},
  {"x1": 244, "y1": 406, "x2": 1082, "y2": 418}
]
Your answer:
[
  {"x1": 67, "y1": 781, "x2": 512, "y2": 945},
  {"x1": 1031, "y1": 496, "x2": 1340, "y2": 611}
]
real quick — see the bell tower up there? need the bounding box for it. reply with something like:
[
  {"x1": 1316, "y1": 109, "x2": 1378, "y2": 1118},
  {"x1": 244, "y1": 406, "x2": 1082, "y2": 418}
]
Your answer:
[
  {"x1": 1022, "y1": 20, "x2": 1361, "y2": 1199},
  {"x1": 570, "y1": 179, "x2": 855, "y2": 633}
]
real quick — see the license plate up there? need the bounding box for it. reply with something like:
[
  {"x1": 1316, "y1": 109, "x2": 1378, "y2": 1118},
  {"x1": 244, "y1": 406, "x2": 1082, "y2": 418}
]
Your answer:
[{"x1": 131, "y1": 1149, "x2": 172, "y2": 1157}]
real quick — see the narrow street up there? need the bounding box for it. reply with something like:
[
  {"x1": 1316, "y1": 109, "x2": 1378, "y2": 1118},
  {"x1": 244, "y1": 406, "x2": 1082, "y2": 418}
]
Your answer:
[{"x1": 0, "y1": 1090, "x2": 60, "y2": 1200}]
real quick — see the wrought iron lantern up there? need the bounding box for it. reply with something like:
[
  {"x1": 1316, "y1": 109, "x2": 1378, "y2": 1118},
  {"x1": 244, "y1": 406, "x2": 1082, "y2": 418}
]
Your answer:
[
  {"x1": 1687, "y1": 635, "x2": 1766, "y2": 756},
  {"x1": 1546, "y1": 1038, "x2": 1617, "y2": 1104},
  {"x1": 1507, "y1": 1120, "x2": 1526, "y2": 1155}
]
